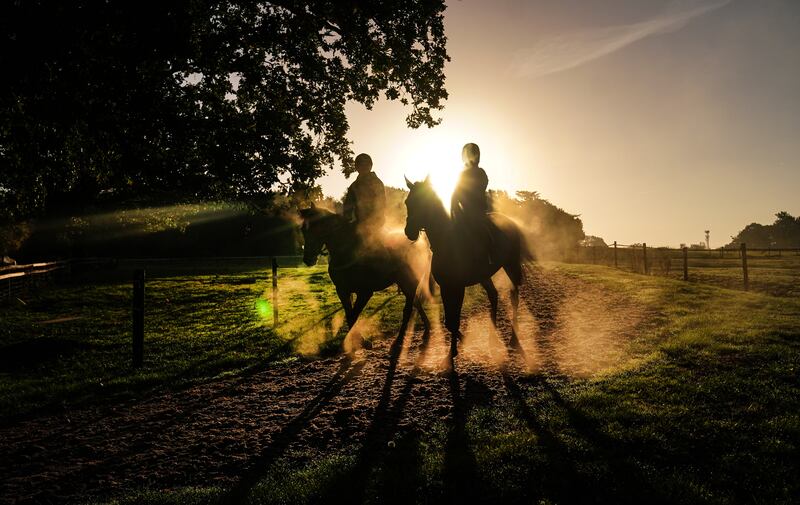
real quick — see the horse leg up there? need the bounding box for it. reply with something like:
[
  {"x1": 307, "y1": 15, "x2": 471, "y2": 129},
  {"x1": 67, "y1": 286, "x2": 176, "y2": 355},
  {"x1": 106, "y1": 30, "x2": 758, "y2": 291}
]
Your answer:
[
  {"x1": 441, "y1": 284, "x2": 465, "y2": 358},
  {"x1": 397, "y1": 273, "x2": 427, "y2": 339},
  {"x1": 351, "y1": 291, "x2": 374, "y2": 324},
  {"x1": 415, "y1": 299, "x2": 430, "y2": 339},
  {"x1": 336, "y1": 287, "x2": 355, "y2": 327},
  {"x1": 397, "y1": 293, "x2": 414, "y2": 338},
  {"x1": 480, "y1": 278, "x2": 498, "y2": 328},
  {"x1": 503, "y1": 264, "x2": 522, "y2": 336},
  {"x1": 427, "y1": 270, "x2": 437, "y2": 297}
]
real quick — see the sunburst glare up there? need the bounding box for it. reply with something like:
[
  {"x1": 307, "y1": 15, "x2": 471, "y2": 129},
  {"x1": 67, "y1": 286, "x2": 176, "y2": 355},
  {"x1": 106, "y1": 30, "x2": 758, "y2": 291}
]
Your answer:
[{"x1": 399, "y1": 130, "x2": 467, "y2": 206}]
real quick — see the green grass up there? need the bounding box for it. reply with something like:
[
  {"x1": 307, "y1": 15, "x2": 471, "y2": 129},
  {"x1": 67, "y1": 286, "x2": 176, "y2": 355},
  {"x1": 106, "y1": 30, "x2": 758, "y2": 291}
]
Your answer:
[
  {"x1": 0, "y1": 258, "x2": 407, "y2": 420},
  {"x1": 4, "y1": 261, "x2": 800, "y2": 504}
]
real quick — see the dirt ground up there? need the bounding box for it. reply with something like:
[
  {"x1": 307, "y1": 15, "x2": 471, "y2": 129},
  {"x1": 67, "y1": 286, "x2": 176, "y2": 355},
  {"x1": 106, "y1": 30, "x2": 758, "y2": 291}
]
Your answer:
[{"x1": 0, "y1": 266, "x2": 649, "y2": 504}]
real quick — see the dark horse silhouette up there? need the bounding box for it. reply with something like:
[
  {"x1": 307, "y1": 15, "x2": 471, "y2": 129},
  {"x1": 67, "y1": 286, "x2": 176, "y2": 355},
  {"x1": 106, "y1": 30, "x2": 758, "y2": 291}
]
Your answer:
[
  {"x1": 404, "y1": 176, "x2": 531, "y2": 360},
  {"x1": 299, "y1": 206, "x2": 430, "y2": 342}
]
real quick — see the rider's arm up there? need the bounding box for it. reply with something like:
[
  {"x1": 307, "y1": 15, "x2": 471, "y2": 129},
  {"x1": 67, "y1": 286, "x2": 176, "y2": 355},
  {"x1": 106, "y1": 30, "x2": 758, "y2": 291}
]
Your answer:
[
  {"x1": 450, "y1": 189, "x2": 461, "y2": 217},
  {"x1": 342, "y1": 187, "x2": 356, "y2": 222},
  {"x1": 375, "y1": 181, "x2": 387, "y2": 218}
]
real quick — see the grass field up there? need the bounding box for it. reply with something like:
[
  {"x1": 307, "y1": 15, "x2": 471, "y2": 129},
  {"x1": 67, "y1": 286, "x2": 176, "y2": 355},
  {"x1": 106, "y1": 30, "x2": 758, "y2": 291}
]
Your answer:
[
  {"x1": 0, "y1": 258, "x2": 394, "y2": 420},
  {"x1": 1, "y1": 259, "x2": 799, "y2": 504}
]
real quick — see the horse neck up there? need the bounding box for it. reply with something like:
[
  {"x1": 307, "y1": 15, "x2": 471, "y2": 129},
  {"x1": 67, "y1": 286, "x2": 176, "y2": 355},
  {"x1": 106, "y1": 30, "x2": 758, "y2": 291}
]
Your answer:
[
  {"x1": 319, "y1": 214, "x2": 351, "y2": 260},
  {"x1": 422, "y1": 198, "x2": 452, "y2": 253}
]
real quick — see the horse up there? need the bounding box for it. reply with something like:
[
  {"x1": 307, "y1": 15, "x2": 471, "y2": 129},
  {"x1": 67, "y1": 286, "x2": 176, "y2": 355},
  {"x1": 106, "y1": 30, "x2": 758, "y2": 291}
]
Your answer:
[
  {"x1": 403, "y1": 176, "x2": 531, "y2": 359},
  {"x1": 299, "y1": 206, "x2": 430, "y2": 344}
]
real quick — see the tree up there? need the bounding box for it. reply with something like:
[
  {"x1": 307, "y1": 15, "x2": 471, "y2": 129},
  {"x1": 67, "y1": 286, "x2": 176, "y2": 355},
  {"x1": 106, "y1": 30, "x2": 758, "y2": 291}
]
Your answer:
[
  {"x1": 581, "y1": 235, "x2": 608, "y2": 247},
  {"x1": 0, "y1": 1, "x2": 449, "y2": 221},
  {"x1": 727, "y1": 211, "x2": 800, "y2": 249},
  {"x1": 489, "y1": 190, "x2": 585, "y2": 259}
]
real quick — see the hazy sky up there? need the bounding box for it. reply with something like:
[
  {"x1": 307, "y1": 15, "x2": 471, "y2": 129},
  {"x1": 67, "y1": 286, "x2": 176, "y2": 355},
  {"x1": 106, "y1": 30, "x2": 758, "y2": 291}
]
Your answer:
[{"x1": 318, "y1": 0, "x2": 800, "y2": 247}]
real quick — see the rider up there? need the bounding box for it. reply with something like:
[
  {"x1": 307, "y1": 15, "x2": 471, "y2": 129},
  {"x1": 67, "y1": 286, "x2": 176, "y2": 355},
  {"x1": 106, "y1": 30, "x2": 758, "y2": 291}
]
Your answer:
[
  {"x1": 343, "y1": 153, "x2": 386, "y2": 251},
  {"x1": 451, "y1": 143, "x2": 494, "y2": 262}
]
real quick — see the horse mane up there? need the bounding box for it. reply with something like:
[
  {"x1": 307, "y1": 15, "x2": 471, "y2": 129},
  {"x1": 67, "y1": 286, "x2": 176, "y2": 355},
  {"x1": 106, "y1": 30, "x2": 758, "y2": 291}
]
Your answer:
[
  {"x1": 409, "y1": 180, "x2": 449, "y2": 222},
  {"x1": 299, "y1": 206, "x2": 341, "y2": 226}
]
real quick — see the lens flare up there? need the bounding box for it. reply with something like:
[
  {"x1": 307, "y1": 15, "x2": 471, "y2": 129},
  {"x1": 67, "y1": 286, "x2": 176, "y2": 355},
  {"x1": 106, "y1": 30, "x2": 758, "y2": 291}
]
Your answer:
[{"x1": 255, "y1": 298, "x2": 273, "y2": 319}]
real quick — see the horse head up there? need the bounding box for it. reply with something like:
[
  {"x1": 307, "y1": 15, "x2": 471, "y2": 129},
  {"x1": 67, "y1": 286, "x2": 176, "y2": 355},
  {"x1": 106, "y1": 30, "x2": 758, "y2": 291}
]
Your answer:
[
  {"x1": 298, "y1": 206, "x2": 334, "y2": 266},
  {"x1": 404, "y1": 175, "x2": 441, "y2": 242}
]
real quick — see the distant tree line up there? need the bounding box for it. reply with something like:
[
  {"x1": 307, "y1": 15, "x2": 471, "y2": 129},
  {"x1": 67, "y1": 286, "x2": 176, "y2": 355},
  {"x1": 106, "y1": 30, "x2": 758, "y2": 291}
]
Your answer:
[{"x1": 726, "y1": 211, "x2": 800, "y2": 249}]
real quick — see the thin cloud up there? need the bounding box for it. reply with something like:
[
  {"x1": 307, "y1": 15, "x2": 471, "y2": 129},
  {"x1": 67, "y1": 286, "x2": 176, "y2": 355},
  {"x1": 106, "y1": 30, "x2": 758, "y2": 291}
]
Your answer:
[{"x1": 512, "y1": 0, "x2": 731, "y2": 77}]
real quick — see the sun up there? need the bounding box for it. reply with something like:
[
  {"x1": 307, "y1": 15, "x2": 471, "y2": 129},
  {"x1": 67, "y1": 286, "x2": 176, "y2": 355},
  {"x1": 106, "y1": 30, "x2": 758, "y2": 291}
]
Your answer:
[
  {"x1": 399, "y1": 131, "x2": 465, "y2": 206},
  {"x1": 426, "y1": 154, "x2": 461, "y2": 206}
]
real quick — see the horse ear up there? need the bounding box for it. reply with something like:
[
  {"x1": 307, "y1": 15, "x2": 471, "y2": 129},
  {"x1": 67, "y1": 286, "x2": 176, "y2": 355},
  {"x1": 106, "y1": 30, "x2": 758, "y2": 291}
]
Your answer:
[
  {"x1": 424, "y1": 174, "x2": 431, "y2": 185},
  {"x1": 405, "y1": 176, "x2": 413, "y2": 190}
]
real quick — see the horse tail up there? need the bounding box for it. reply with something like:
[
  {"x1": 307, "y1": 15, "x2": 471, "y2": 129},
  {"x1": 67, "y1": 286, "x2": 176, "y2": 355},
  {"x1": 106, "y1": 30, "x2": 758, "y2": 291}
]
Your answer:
[{"x1": 517, "y1": 226, "x2": 535, "y2": 264}]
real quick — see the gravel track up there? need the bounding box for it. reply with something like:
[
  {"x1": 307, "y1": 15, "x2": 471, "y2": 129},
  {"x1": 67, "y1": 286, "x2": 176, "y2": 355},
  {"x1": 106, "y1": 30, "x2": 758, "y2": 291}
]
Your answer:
[{"x1": 0, "y1": 266, "x2": 648, "y2": 504}]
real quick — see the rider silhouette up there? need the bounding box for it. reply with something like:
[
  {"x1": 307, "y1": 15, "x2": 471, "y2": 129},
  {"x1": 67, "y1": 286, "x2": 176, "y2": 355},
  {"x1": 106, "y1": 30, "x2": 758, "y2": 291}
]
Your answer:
[
  {"x1": 343, "y1": 153, "x2": 386, "y2": 252},
  {"x1": 451, "y1": 143, "x2": 494, "y2": 263}
]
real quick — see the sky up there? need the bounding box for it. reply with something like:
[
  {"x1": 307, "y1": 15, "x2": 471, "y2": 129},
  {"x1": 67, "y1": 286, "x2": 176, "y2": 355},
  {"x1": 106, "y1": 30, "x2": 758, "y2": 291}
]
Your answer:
[{"x1": 318, "y1": 0, "x2": 800, "y2": 248}]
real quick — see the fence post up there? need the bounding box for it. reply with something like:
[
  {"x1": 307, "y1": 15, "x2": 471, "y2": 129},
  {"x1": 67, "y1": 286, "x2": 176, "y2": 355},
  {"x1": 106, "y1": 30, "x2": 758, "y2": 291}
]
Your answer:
[
  {"x1": 741, "y1": 243, "x2": 749, "y2": 291},
  {"x1": 643, "y1": 243, "x2": 648, "y2": 275},
  {"x1": 682, "y1": 247, "x2": 688, "y2": 281},
  {"x1": 132, "y1": 269, "x2": 145, "y2": 368},
  {"x1": 720, "y1": 247, "x2": 724, "y2": 259},
  {"x1": 271, "y1": 257, "x2": 279, "y2": 327},
  {"x1": 613, "y1": 241, "x2": 618, "y2": 268}
]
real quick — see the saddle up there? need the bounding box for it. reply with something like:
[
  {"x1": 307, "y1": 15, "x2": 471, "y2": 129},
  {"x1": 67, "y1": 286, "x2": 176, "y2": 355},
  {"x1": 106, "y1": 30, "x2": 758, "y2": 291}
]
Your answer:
[{"x1": 333, "y1": 221, "x2": 392, "y2": 273}]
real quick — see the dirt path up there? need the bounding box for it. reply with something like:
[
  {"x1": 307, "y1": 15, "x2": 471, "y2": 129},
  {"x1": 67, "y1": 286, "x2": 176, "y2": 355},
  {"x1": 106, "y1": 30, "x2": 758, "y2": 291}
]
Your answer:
[{"x1": 0, "y1": 266, "x2": 650, "y2": 504}]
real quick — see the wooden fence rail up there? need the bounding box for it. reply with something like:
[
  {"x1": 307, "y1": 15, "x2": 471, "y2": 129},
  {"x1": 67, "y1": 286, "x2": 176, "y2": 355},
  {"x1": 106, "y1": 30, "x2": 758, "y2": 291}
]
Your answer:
[
  {"x1": 0, "y1": 257, "x2": 125, "y2": 304},
  {"x1": 574, "y1": 243, "x2": 800, "y2": 292},
  {"x1": 0, "y1": 260, "x2": 70, "y2": 304},
  {"x1": 3, "y1": 256, "x2": 298, "y2": 366}
]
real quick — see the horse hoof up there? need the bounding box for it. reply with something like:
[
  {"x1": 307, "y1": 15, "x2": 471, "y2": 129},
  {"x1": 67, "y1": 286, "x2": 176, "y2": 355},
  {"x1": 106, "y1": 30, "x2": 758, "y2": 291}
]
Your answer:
[{"x1": 438, "y1": 357, "x2": 454, "y2": 373}]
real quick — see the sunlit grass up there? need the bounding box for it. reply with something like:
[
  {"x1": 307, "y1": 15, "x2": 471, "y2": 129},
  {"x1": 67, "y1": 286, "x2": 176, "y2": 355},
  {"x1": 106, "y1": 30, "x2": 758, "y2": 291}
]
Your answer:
[{"x1": 0, "y1": 258, "x2": 407, "y2": 419}]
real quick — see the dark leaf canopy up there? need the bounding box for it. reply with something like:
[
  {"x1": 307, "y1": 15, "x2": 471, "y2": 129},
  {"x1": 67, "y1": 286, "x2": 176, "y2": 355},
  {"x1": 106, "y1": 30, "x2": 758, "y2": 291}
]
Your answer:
[{"x1": 0, "y1": 1, "x2": 448, "y2": 219}]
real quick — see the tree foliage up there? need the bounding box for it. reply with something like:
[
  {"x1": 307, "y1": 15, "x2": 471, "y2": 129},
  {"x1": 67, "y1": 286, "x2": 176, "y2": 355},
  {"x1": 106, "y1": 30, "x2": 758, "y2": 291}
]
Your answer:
[
  {"x1": 490, "y1": 190, "x2": 585, "y2": 259},
  {"x1": 727, "y1": 211, "x2": 800, "y2": 249},
  {"x1": 0, "y1": 1, "x2": 448, "y2": 221}
]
